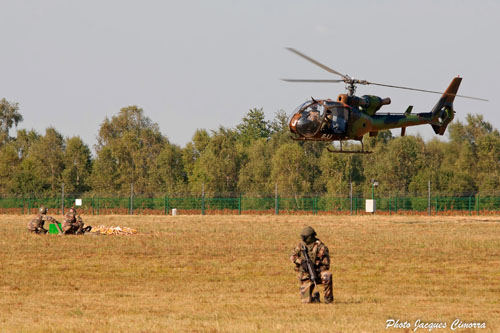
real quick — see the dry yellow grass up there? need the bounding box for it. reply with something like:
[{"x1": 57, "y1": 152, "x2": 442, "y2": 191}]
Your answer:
[{"x1": 0, "y1": 214, "x2": 499, "y2": 332}]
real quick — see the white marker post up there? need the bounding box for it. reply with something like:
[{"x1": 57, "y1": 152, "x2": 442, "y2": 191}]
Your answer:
[
  {"x1": 75, "y1": 199, "x2": 82, "y2": 207},
  {"x1": 365, "y1": 199, "x2": 376, "y2": 213}
]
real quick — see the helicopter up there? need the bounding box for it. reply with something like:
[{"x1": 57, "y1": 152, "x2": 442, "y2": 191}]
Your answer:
[{"x1": 283, "y1": 48, "x2": 488, "y2": 154}]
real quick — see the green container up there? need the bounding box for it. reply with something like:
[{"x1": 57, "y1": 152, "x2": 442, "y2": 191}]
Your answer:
[{"x1": 49, "y1": 223, "x2": 63, "y2": 234}]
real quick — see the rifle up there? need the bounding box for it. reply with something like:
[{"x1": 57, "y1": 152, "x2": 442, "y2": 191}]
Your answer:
[{"x1": 301, "y1": 244, "x2": 318, "y2": 287}]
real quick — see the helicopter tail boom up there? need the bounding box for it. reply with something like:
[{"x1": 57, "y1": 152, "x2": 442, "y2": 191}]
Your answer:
[{"x1": 429, "y1": 77, "x2": 462, "y2": 135}]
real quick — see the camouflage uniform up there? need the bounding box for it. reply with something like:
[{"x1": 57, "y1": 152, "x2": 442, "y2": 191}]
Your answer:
[
  {"x1": 290, "y1": 226, "x2": 333, "y2": 304},
  {"x1": 62, "y1": 207, "x2": 85, "y2": 235},
  {"x1": 27, "y1": 207, "x2": 59, "y2": 234}
]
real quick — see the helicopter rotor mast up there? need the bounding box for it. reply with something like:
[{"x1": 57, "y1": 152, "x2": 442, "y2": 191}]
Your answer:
[{"x1": 282, "y1": 48, "x2": 488, "y2": 102}]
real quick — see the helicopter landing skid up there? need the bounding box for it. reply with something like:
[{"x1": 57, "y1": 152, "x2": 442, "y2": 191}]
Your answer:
[{"x1": 327, "y1": 141, "x2": 372, "y2": 154}]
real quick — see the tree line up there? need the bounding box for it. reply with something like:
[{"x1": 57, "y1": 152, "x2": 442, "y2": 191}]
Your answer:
[{"x1": 0, "y1": 97, "x2": 499, "y2": 197}]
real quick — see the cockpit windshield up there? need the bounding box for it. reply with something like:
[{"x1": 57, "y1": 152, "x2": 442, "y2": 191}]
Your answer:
[
  {"x1": 291, "y1": 101, "x2": 325, "y2": 137},
  {"x1": 288, "y1": 100, "x2": 312, "y2": 124}
]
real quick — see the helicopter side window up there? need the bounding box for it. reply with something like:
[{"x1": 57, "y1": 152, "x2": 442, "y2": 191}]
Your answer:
[{"x1": 330, "y1": 106, "x2": 349, "y2": 134}]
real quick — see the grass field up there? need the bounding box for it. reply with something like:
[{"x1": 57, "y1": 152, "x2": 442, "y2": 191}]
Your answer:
[{"x1": 1, "y1": 214, "x2": 499, "y2": 332}]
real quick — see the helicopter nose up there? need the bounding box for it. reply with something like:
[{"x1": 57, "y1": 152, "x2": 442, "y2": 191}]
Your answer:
[{"x1": 289, "y1": 113, "x2": 301, "y2": 133}]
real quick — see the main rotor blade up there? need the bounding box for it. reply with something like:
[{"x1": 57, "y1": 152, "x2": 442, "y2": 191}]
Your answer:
[
  {"x1": 281, "y1": 79, "x2": 344, "y2": 83},
  {"x1": 367, "y1": 81, "x2": 489, "y2": 102},
  {"x1": 286, "y1": 48, "x2": 349, "y2": 80}
]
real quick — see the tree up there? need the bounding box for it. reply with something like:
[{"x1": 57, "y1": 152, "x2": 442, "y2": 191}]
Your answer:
[
  {"x1": 14, "y1": 158, "x2": 47, "y2": 196},
  {"x1": 91, "y1": 146, "x2": 120, "y2": 194},
  {"x1": 14, "y1": 129, "x2": 40, "y2": 159},
  {"x1": 236, "y1": 108, "x2": 270, "y2": 146},
  {"x1": 443, "y1": 114, "x2": 500, "y2": 195},
  {"x1": 92, "y1": 106, "x2": 166, "y2": 195},
  {"x1": 449, "y1": 114, "x2": 498, "y2": 146},
  {"x1": 408, "y1": 138, "x2": 448, "y2": 194},
  {"x1": 269, "y1": 109, "x2": 288, "y2": 135},
  {"x1": 268, "y1": 110, "x2": 291, "y2": 149},
  {"x1": 0, "y1": 129, "x2": 41, "y2": 195},
  {"x1": 18, "y1": 128, "x2": 65, "y2": 196},
  {"x1": 153, "y1": 143, "x2": 187, "y2": 194},
  {"x1": 182, "y1": 129, "x2": 211, "y2": 181},
  {"x1": 0, "y1": 142, "x2": 21, "y2": 193},
  {"x1": 62, "y1": 137, "x2": 92, "y2": 194},
  {"x1": 0, "y1": 98, "x2": 23, "y2": 144},
  {"x1": 271, "y1": 143, "x2": 312, "y2": 196},
  {"x1": 189, "y1": 127, "x2": 242, "y2": 193},
  {"x1": 365, "y1": 130, "x2": 393, "y2": 149},
  {"x1": 445, "y1": 142, "x2": 477, "y2": 195},
  {"x1": 238, "y1": 138, "x2": 273, "y2": 195},
  {"x1": 363, "y1": 136, "x2": 425, "y2": 195},
  {"x1": 476, "y1": 133, "x2": 500, "y2": 194},
  {"x1": 318, "y1": 148, "x2": 364, "y2": 195}
]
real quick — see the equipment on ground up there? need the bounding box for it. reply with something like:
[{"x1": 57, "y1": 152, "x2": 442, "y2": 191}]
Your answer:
[
  {"x1": 81, "y1": 226, "x2": 92, "y2": 233},
  {"x1": 283, "y1": 48, "x2": 487, "y2": 153},
  {"x1": 49, "y1": 223, "x2": 63, "y2": 234},
  {"x1": 91, "y1": 225, "x2": 138, "y2": 235},
  {"x1": 54, "y1": 222, "x2": 63, "y2": 234}
]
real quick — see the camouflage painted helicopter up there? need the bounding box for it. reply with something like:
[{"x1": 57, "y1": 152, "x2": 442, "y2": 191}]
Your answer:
[{"x1": 283, "y1": 48, "x2": 487, "y2": 154}]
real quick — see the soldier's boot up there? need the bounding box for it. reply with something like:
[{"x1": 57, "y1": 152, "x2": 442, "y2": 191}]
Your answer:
[
  {"x1": 82, "y1": 226, "x2": 92, "y2": 233},
  {"x1": 311, "y1": 292, "x2": 321, "y2": 303},
  {"x1": 299, "y1": 280, "x2": 314, "y2": 303},
  {"x1": 321, "y1": 270, "x2": 334, "y2": 304}
]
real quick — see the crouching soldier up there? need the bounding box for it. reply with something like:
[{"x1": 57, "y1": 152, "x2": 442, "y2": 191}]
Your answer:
[
  {"x1": 290, "y1": 226, "x2": 333, "y2": 304},
  {"x1": 62, "y1": 207, "x2": 91, "y2": 235},
  {"x1": 27, "y1": 206, "x2": 62, "y2": 234}
]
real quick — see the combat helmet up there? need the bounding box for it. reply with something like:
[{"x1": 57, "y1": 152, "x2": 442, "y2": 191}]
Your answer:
[
  {"x1": 300, "y1": 226, "x2": 317, "y2": 244},
  {"x1": 39, "y1": 206, "x2": 47, "y2": 214}
]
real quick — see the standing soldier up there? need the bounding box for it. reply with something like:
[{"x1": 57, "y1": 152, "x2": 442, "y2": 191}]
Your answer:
[
  {"x1": 27, "y1": 206, "x2": 61, "y2": 234},
  {"x1": 290, "y1": 226, "x2": 333, "y2": 304},
  {"x1": 62, "y1": 207, "x2": 90, "y2": 234}
]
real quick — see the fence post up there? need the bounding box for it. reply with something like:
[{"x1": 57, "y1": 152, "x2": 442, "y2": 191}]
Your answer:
[
  {"x1": 435, "y1": 196, "x2": 438, "y2": 215},
  {"x1": 476, "y1": 195, "x2": 480, "y2": 215},
  {"x1": 238, "y1": 194, "x2": 241, "y2": 215},
  {"x1": 468, "y1": 196, "x2": 472, "y2": 216},
  {"x1": 166, "y1": 196, "x2": 170, "y2": 215},
  {"x1": 201, "y1": 183, "x2": 205, "y2": 216},
  {"x1": 350, "y1": 183, "x2": 353, "y2": 215},
  {"x1": 428, "y1": 181, "x2": 431, "y2": 216},
  {"x1": 275, "y1": 183, "x2": 279, "y2": 215},
  {"x1": 389, "y1": 197, "x2": 391, "y2": 215},
  {"x1": 130, "y1": 183, "x2": 134, "y2": 215},
  {"x1": 395, "y1": 196, "x2": 398, "y2": 214},
  {"x1": 61, "y1": 183, "x2": 65, "y2": 215},
  {"x1": 92, "y1": 197, "x2": 94, "y2": 215}
]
